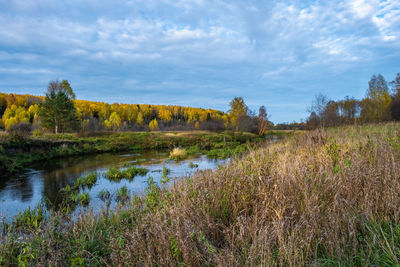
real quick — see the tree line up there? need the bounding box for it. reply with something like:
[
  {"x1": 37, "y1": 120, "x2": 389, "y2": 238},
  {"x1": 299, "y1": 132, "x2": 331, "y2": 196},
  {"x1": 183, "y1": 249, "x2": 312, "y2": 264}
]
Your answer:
[
  {"x1": 306, "y1": 73, "x2": 400, "y2": 129},
  {"x1": 0, "y1": 80, "x2": 272, "y2": 136}
]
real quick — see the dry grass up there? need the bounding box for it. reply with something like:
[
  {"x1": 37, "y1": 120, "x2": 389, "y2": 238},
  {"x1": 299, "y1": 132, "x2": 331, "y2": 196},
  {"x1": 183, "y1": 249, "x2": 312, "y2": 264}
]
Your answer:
[
  {"x1": 169, "y1": 147, "x2": 188, "y2": 161},
  {"x1": 116, "y1": 123, "x2": 400, "y2": 266},
  {"x1": 2, "y1": 123, "x2": 400, "y2": 266}
]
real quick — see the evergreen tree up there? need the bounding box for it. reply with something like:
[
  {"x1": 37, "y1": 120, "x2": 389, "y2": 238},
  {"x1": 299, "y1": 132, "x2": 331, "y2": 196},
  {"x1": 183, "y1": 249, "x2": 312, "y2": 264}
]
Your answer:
[{"x1": 39, "y1": 81, "x2": 80, "y2": 133}]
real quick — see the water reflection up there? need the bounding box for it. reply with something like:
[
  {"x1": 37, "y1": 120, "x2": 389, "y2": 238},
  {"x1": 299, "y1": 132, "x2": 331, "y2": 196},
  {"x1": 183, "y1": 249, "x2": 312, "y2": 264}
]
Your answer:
[{"x1": 0, "y1": 151, "x2": 226, "y2": 220}]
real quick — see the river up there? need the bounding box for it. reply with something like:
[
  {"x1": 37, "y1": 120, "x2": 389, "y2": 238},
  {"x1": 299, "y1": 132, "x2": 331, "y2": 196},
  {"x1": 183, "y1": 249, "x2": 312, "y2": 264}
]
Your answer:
[{"x1": 0, "y1": 151, "x2": 227, "y2": 221}]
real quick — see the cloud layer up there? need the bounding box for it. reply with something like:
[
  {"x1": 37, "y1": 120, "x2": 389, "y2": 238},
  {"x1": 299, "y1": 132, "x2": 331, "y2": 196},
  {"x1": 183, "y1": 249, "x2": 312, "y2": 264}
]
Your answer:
[{"x1": 0, "y1": 0, "x2": 399, "y2": 122}]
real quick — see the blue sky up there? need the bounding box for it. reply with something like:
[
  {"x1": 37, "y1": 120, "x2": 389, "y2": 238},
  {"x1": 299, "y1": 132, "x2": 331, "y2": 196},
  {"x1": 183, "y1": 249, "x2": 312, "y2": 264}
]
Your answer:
[{"x1": 0, "y1": 0, "x2": 399, "y2": 123}]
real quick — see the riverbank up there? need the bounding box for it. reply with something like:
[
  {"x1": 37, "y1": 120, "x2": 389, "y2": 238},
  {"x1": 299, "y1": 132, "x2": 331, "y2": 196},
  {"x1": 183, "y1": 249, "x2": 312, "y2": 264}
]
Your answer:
[
  {"x1": 0, "y1": 130, "x2": 279, "y2": 177},
  {"x1": 2, "y1": 123, "x2": 399, "y2": 265}
]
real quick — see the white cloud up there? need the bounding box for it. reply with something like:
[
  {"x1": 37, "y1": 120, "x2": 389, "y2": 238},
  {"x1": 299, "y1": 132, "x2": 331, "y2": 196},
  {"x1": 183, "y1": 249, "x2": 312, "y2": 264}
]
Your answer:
[
  {"x1": 0, "y1": 67, "x2": 53, "y2": 74},
  {"x1": 349, "y1": 0, "x2": 378, "y2": 19},
  {"x1": 0, "y1": 0, "x2": 399, "y2": 122}
]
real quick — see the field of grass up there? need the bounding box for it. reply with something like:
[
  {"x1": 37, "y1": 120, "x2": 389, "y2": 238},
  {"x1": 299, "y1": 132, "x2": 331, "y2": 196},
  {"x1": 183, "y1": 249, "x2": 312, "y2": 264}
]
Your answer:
[
  {"x1": 0, "y1": 130, "x2": 267, "y2": 177},
  {"x1": 1, "y1": 123, "x2": 400, "y2": 266}
]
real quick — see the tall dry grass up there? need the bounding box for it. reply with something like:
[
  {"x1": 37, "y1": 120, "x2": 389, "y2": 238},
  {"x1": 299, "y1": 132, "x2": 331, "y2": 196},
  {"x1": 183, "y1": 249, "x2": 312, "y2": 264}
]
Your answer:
[
  {"x1": 2, "y1": 123, "x2": 400, "y2": 266},
  {"x1": 113, "y1": 123, "x2": 400, "y2": 266}
]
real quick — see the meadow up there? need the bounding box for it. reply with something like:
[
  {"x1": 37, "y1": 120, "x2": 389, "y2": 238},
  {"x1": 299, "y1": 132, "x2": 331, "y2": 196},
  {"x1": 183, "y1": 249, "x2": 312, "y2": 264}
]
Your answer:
[{"x1": 1, "y1": 123, "x2": 399, "y2": 266}]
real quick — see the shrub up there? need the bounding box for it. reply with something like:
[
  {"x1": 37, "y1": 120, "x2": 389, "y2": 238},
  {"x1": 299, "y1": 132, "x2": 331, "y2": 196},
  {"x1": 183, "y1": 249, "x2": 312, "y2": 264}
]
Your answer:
[
  {"x1": 7, "y1": 122, "x2": 32, "y2": 141},
  {"x1": 169, "y1": 147, "x2": 187, "y2": 161}
]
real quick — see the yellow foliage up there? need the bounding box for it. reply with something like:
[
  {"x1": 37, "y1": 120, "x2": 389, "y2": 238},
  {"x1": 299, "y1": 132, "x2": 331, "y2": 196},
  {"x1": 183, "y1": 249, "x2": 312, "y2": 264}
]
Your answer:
[
  {"x1": 158, "y1": 108, "x2": 172, "y2": 122},
  {"x1": 0, "y1": 92, "x2": 227, "y2": 131},
  {"x1": 149, "y1": 119, "x2": 158, "y2": 131},
  {"x1": 109, "y1": 112, "x2": 121, "y2": 131}
]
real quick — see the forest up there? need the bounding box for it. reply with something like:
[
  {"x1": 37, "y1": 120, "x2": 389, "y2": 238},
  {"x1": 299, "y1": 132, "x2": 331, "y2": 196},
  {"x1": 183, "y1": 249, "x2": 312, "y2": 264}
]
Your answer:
[
  {"x1": 1, "y1": 72, "x2": 399, "y2": 137},
  {"x1": 0, "y1": 80, "x2": 271, "y2": 137}
]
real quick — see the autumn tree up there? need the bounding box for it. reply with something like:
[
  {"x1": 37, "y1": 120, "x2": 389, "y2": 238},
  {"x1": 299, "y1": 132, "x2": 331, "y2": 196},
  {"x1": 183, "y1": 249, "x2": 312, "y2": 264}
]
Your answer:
[
  {"x1": 136, "y1": 112, "x2": 144, "y2": 125},
  {"x1": 39, "y1": 80, "x2": 80, "y2": 133},
  {"x1": 308, "y1": 93, "x2": 328, "y2": 128},
  {"x1": 361, "y1": 74, "x2": 391, "y2": 122},
  {"x1": 105, "y1": 112, "x2": 121, "y2": 131},
  {"x1": 194, "y1": 121, "x2": 200, "y2": 130},
  {"x1": 257, "y1": 106, "x2": 269, "y2": 136},
  {"x1": 306, "y1": 112, "x2": 319, "y2": 129},
  {"x1": 229, "y1": 97, "x2": 248, "y2": 130},
  {"x1": 338, "y1": 96, "x2": 360, "y2": 124},
  {"x1": 149, "y1": 118, "x2": 158, "y2": 131},
  {"x1": 158, "y1": 108, "x2": 172, "y2": 123},
  {"x1": 322, "y1": 100, "x2": 341, "y2": 127},
  {"x1": 47, "y1": 80, "x2": 76, "y2": 99},
  {"x1": 2, "y1": 105, "x2": 31, "y2": 130}
]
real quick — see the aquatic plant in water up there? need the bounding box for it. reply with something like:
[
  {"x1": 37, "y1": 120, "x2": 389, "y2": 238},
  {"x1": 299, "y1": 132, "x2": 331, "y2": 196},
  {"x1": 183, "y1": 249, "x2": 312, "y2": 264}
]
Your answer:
[
  {"x1": 105, "y1": 167, "x2": 148, "y2": 182},
  {"x1": 115, "y1": 186, "x2": 130, "y2": 203}
]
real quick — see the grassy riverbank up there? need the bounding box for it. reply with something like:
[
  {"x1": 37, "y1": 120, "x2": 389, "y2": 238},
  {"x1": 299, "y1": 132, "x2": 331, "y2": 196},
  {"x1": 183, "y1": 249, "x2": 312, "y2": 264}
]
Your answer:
[
  {"x1": 1, "y1": 123, "x2": 400, "y2": 266},
  {"x1": 0, "y1": 130, "x2": 272, "y2": 177}
]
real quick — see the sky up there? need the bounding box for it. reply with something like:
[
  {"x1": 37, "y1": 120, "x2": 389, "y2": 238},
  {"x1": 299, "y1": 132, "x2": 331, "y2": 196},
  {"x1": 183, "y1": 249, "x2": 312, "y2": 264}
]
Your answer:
[{"x1": 0, "y1": 0, "x2": 399, "y2": 123}]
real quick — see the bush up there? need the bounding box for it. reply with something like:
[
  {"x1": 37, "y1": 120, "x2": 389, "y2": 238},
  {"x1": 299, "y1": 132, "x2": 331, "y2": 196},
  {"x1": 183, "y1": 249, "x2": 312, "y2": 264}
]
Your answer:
[
  {"x1": 7, "y1": 122, "x2": 32, "y2": 141},
  {"x1": 169, "y1": 147, "x2": 187, "y2": 161}
]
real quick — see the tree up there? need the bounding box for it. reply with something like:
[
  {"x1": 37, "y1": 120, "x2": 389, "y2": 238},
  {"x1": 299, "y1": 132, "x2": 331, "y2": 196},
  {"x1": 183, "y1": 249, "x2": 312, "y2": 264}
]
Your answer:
[
  {"x1": 229, "y1": 97, "x2": 248, "y2": 130},
  {"x1": 322, "y1": 100, "x2": 341, "y2": 127},
  {"x1": 149, "y1": 119, "x2": 158, "y2": 131},
  {"x1": 194, "y1": 121, "x2": 200, "y2": 130},
  {"x1": 390, "y1": 73, "x2": 400, "y2": 120},
  {"x1": 158, "y1": 108, "x2": 172, "y2": 122},
  {"x1": 257, "y1": 106, "x2": 269, "y2": 136},
  {"x1": 136, "y1": 112, "x2": 144, "y2": 125},
  {"x1": 39, "y1": 80, "x2": 80, "y2": 133},
  {"x1": 308, "y1": 93, "x2": 328, "y2": 128},
  {"x1": 361, "y1": 74, "x2": 391, "y2": 122},
  {"x1": 390, "y1": 73, "x2": 400, "y2": 96},
  {"x1": 2, "y1": 105, "x2": 30, "y2": 130},
  {"x1": 109, "y1": 112, "x2": 121, "y2": 131},
  {"x1": 47, "y1": 80, "x2": 76, "y2": 99},
  {"x1": 0, "y1": 95, "x2": 6, "y2": 117},
  {"x1": 338, "y1": 96, "x2": 360, "y2": 124},
  {"x1": 306, "y1": 112, "x2": 319, "y2": 129}
]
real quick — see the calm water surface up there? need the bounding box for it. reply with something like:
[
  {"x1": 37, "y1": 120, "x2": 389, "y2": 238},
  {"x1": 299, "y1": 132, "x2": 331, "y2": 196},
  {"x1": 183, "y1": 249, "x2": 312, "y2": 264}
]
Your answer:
[{"x1": 0, "y1": 151, "x2": 227, "y2": 221}]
